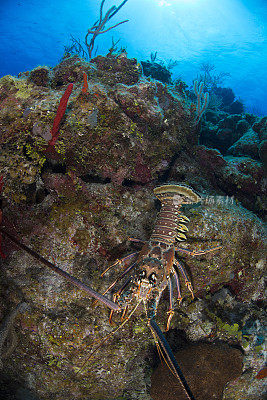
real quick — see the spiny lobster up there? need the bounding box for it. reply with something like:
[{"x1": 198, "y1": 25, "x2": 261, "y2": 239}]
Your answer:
[{"x1": 0, "y1": 184, "x2": 221, "y2": 400}]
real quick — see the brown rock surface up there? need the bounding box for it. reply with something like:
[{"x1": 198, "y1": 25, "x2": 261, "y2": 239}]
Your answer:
[{"x1": 150, "y1": 342, "x2": 243, "y2": 400}]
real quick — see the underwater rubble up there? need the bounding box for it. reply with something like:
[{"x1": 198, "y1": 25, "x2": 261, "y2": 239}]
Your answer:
[{"x1": 0, "y1": 54, "x2": 266, "y2": 400}]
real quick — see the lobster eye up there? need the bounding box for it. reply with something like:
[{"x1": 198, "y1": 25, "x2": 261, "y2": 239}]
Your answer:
[
  {"x1": 139, "y1": 270, "x2": 146, "y2": 279},
  {"x1": 149, "y1": 273, "x2": 157, "y2": 285}
]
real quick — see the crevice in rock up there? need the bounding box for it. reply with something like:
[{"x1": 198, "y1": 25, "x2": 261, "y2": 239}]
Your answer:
[
  {"x1": 80, "y1": 173, "x2": 111, "y2": 184},
  {"x1": 42, "y1": 160, "x2": 67, "y2": 174},
  {"x1": 158, "y1": 152, "x2": 180, "y2": 183},
  {"x1": 121, "y1": 178, "x2": 150, "y2": 186},
  {"x1": 24, "y1": 183, "x2": 49, "y2": 205}
]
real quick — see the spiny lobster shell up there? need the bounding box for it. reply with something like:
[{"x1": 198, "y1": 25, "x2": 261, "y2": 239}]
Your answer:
[{"x1": 115, "y1": 184, "x2": 201, "y2": 319}]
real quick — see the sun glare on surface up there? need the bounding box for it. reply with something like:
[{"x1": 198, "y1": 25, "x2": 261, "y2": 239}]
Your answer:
[
  {"x1": 157, "y1": 0, "x2": 200, "y2": 6},
  {"x1": 157, "y1": 0, "x2": 171, "y2": 6}
]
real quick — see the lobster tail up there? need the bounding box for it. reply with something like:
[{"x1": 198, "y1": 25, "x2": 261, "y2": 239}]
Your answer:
[
  {"x1": 151, "y1": 184, "x2": 201, "y2": 244},
  {"x1": 153, "y1": 184, "x2": 200, "y2": 204}
]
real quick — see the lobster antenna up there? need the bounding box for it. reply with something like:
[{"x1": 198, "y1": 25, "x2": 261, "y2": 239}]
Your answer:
[
  {"x1": 0, "y1": 228, "x2": 120, "y2": 311},
  {"x1": 148, "y1": 318, "x2": 196, "y2": 400},
  {"x1": 75, "y1": 300, "x2": 142, "y2": 376}
]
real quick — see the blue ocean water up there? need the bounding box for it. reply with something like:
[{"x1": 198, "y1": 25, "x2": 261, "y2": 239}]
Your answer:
[{"x1": 0, "y1": 0, "x2": 266, "y2": 115}]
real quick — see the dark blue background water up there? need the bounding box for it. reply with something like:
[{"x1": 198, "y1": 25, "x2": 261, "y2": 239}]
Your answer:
[{"x1": 0, "y1": 0, "x2": 266, "y2": 115}]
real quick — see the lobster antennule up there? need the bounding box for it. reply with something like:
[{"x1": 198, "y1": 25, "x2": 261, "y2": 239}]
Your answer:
[{"x1": 76, "y1": 299, "x2": 142, "y2": 376}]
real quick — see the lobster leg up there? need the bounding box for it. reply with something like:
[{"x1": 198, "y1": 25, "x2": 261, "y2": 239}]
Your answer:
[
  {"x1": 101, "y1": 251, "x2": 139, "y2": 277},
  {"x1": 172, "y1": 268, "x2": 182, "y2": 304},
  {"x1": 175, "y1": 245, "x2": 221, "y2": 256},
  {"x1": 166, "y1": 277, "x2": 174, "y2": 331},
  {"x1": 120, "y1": 305, "x2": 128, "y2": 321},
  {"x1": 92, "y1": 260, "x2": 138, "y2": 307},
  {"x1": 108, "y1": 277, "x2": 132, "y2": 324},
  {"x1": 128, "y1": 237, "x2": 146, "y2": 244},
  {"x1": 174, "y1": 260, "x2": 194, "y2": 299},
  {"x1": 109, "y1": 294, "x2": 118, "y2": 324},
  {"x1": 97, "y1": 262, "x2": 137, "y2": 300},
  {"x1": 105, "y1": 261, "x2": 137, "y2": 292}
]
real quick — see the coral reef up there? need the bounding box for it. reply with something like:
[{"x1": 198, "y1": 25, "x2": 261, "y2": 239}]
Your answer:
[{"x1": 0, "y1": 53, "x2": 266, "y2": 400}]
